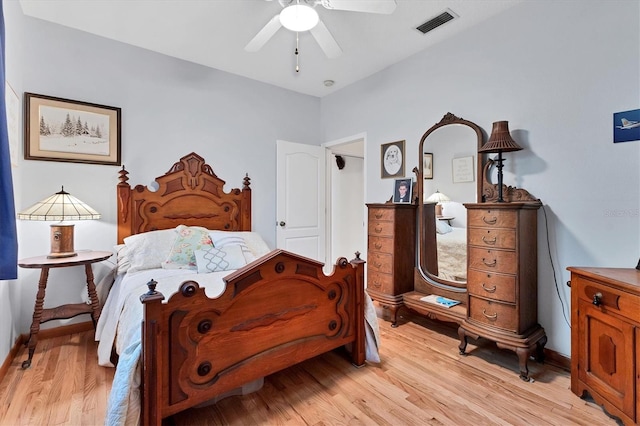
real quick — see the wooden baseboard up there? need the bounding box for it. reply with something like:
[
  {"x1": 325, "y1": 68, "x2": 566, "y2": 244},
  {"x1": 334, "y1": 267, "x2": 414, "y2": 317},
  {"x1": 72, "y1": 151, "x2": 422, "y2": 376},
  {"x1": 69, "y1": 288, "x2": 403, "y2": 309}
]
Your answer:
[
  {"x1": 0, "y1": 335, "x2": 26, "y2": 384},
  {"x1": 0, "y1": 321, "x2": 94, "y2": 383},
  {"x1": 543, "y1": 347, "x2": 571, "y2": 372},
  {"x1": 31, "y1": 321, "x2": 94, "y2": 341}
]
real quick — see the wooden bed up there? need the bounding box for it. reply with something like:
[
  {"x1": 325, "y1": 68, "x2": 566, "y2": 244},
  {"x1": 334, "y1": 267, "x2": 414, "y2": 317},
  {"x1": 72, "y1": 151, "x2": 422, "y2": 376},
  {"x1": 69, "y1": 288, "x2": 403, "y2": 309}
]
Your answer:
[{"x1": 115, "y1": 152, "x2": 366, "y2": 425}]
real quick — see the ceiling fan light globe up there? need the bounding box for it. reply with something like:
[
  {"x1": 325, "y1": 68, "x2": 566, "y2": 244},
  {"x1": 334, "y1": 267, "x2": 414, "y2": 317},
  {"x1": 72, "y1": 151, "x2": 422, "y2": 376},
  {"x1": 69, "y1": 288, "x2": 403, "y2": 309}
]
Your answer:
[{"x1": 280, "y1": 4, "x2": 319, "y2": 32}]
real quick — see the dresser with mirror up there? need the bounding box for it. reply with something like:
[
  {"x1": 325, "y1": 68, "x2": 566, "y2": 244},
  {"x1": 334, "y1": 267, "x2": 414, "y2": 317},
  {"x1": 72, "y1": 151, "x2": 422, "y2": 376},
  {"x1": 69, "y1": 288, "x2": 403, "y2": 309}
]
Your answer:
[{"x1": 374, "y1": 112, "x2": 547, "y2": 380}]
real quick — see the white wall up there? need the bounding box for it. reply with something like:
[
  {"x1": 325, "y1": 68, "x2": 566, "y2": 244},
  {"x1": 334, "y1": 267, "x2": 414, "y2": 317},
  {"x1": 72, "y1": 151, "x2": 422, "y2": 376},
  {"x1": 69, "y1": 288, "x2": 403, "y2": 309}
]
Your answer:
[
  {"x1": 3, "y1": 1, "x2": 322, "y2": 344},
  {"x1": 321, "y1": 0, "x2": 640, "y2": 357}
]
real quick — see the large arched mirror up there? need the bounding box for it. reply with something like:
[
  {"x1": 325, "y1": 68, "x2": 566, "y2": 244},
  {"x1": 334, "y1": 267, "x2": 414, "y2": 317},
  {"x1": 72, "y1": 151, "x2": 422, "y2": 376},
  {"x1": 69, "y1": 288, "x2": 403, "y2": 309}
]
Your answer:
[{"x1": 416, "y1": 113, "x2": 483, "y2": 293}]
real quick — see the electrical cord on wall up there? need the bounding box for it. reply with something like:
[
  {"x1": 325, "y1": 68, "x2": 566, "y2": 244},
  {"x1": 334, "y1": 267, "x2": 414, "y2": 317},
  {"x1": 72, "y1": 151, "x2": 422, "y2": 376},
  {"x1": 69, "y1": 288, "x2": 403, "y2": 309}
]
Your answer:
[{"x1": 541, "y1": 204, "x2": 571, "y2": 329}]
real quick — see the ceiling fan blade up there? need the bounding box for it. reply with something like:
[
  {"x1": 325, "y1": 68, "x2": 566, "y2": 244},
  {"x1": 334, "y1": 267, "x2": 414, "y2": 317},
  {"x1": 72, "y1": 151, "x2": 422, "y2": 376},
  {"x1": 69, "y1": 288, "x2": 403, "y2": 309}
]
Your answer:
[
  {"x1": 310, "y1": 20, "x2": 342, "y2": 58},
  {"x1": 320, "y1": 0, "x2": 397, "y2": 14},
  {"x1": 245, "y1": 14, "x2": 282, "y2": 52}
]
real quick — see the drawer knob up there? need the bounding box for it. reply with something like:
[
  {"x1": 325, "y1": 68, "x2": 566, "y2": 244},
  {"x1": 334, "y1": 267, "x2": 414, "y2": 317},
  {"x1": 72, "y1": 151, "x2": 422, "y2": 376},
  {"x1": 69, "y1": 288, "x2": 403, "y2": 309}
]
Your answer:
[
  {"x1": 372, "y1": 280, "x2": 381, "y2": 288},
  {"x1": 482, "y1": 216, "x2": 497, "y2": 225},
  {"x1": 374, "y1": 242, "x2": 382, "y2": 249},
  {"x1": 592, "y1": 292, "x2": 603, "y2": 306},
  {"x1": 481, "y1": 283, "x2": 497, "y2": 293},
  {"x1": 482, "y1": 309, "x2": 498, "y2": 320},
  {"x1": 482, "y1": 235, "x2": 497, "y2": 245},
  {"x1": 482, "y1": 258, "x2": 497, "y2": 267},
  {"x1": 375, "y1": 213, "x2": 383, "y2": 219},
  {"x1": 374, "y1": 227, "x2": 383, "y2": 233},
  {"x1": 373, "y1": 261, "x2": 382, "y2": 268}
]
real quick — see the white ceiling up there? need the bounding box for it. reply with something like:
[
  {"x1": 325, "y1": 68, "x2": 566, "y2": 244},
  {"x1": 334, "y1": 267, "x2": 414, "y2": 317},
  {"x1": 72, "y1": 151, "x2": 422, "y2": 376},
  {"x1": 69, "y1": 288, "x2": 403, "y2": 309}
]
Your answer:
[{"x1": 19, "y1": 0, "x2": 522, "y2": 98}]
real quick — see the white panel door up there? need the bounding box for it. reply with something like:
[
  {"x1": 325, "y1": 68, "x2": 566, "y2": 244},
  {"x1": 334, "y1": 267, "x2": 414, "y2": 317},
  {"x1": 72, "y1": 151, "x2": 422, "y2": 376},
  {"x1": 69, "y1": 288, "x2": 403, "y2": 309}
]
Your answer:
[{"x1": 276, "y1": 140, "x2": 326, "y2": 262}]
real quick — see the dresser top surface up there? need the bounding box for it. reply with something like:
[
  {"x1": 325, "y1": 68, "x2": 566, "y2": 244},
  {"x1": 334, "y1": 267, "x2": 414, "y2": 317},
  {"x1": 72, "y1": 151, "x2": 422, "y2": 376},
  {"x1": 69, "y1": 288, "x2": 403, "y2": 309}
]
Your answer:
[{"x1": 568, "y1": 267, "x2": 640, "y2": 292}]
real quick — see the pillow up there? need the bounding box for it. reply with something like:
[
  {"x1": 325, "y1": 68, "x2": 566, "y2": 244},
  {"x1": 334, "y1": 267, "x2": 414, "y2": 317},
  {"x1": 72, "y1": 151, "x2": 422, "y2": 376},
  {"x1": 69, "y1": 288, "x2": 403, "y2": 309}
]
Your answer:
[
  {"x1": 123, "y1": 229, "x2": 178, "y2": 273},
  {"x1": 194, "y1": 245, "x2": 247, "y2": 273},
  {"x1": 114, "y1": 244, "x2": 130, "y2": 275},
  {"x1": 162, "y1": 225, "x2": 213, "y2": 270},
  {"x1": 240, "y1": 232, "x2": 271, "y2": 258},
  {"x1": 436, "y1": 219, "x2": 453, "y2": 235},
  {"x1": 209, "y1": 231, "x2": 270, "y2": 263}
]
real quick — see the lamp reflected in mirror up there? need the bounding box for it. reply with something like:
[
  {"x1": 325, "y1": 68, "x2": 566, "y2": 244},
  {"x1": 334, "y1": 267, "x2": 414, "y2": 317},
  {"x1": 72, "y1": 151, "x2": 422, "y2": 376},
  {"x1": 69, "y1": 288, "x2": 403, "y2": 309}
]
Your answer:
[
  {"x1": 478, "y1": 121, "x2": 522, "y2": 202},
  {"x1": 425, "y1": 190, "x2": 450, "y2": 217}
]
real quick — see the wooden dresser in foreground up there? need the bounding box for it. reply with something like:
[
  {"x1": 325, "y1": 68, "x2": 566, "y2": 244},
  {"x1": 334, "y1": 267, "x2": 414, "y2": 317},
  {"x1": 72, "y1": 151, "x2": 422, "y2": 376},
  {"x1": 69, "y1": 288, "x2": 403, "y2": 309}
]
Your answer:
[
  {"x1": 458, "y1": 202, "x2": 547, "y2": 381},
  {"x1": 366, "y1": 203, "x2": 416, "y2": 326},
  {"x1": 568, "y1": 267, "x2": 640, "y2": 426}
]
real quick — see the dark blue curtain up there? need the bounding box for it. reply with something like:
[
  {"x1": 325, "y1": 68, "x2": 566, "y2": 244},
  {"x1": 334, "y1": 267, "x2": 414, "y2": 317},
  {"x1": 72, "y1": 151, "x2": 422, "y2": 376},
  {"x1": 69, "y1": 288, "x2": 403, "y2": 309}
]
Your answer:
[{"x1": 0, "y1": 2, "x2": 18, "y2": 280}]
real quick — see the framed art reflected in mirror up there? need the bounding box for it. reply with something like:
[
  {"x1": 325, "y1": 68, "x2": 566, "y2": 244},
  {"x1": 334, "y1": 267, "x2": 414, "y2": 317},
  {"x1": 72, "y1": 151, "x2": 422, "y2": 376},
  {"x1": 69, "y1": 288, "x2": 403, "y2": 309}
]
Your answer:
[
  {"x1": 423, "y1": 152, "x2": 433, "y2": 179},
  {"x1": 381, "y1": 140, "x2": 405, "y2": 178}
]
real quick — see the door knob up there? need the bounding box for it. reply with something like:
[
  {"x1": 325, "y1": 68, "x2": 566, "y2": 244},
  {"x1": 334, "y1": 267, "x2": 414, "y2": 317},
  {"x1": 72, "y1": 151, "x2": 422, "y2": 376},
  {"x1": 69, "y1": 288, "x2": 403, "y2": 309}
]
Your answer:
[{"x1": 279, "y1": 221, "x2": 286, "y2": 227}]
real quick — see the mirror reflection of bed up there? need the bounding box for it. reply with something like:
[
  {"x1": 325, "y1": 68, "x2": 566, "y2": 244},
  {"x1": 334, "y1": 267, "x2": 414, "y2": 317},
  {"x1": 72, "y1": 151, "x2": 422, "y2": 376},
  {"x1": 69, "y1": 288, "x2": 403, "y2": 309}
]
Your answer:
[{"x1": 434, "y1": 218, "x2": 467, "y2": 282}]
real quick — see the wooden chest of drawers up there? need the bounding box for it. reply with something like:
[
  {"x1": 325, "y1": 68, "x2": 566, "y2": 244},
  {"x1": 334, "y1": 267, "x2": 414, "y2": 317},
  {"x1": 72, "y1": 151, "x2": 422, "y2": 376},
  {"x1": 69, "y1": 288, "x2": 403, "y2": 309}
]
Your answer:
[
  {"x1": 568, "y1": 267, "x2": 640, "y2": 425},
  {"x1": 458, "y1": 202, "x2": 547, "y2": 381},
  {"x1": 366, "y1": 203, "x2": 416, "y2": 326}
]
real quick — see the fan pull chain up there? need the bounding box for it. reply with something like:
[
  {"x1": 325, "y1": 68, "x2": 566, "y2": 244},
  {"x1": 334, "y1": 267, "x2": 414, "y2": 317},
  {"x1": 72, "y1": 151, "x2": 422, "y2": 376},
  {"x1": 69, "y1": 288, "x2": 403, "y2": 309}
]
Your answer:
[{"x1": 295, "y1": 32, "x2": 300, "y2": 72}]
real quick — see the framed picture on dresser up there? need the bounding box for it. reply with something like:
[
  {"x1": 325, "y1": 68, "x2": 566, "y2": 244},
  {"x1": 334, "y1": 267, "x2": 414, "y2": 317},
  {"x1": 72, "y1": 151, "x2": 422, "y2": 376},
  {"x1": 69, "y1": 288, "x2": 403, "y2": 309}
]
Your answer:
[{"x1": 393, "y1": 178, "x2": 412, "y2": 203}]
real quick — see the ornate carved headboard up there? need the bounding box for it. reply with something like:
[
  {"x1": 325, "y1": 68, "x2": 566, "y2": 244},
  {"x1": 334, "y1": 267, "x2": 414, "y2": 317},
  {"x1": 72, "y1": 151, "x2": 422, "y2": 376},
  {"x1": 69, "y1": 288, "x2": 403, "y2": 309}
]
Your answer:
[{"x1": 117, "y1": 152, "x2": 251, "y2": 243}]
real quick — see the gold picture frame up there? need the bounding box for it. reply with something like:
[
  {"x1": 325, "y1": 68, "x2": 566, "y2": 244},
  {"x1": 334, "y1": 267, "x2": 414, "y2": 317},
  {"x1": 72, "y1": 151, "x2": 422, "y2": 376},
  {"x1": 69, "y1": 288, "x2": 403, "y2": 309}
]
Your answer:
[
  {"x1": 380, "y1": 140, "x2": 405, "y2": 179},
  {"x1": 24, "y1": 92, "x2": 121, "y2": 166}
]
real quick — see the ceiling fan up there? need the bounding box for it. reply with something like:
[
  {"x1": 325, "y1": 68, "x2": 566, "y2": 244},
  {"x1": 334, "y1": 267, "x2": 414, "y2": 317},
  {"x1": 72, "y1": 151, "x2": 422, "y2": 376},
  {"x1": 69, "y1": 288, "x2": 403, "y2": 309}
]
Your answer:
[{"x1": 245, "y1": 0, "x2": 397, "y2": 60}]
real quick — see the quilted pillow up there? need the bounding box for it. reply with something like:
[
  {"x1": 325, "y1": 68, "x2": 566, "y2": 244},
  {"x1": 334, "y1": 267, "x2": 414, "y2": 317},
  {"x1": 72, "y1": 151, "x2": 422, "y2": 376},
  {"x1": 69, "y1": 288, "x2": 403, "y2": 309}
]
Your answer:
[
  {"x1": 123, "y1": 229, "x2": 178, "y2": 273},
  {"x1": 162, "y1": 225, "x2": 213, "y2": 270},
  {"x1": 194, "y1": 245, "x2": 247, "y2": 273},
  {"x1": 209, "y1": 230, "x2": 271, "y2": 263}
]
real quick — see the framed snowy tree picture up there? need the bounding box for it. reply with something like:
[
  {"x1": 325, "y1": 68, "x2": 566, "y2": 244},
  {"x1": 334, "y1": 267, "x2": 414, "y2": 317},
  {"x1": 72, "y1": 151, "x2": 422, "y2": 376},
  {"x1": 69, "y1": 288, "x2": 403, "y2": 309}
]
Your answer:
[{"x1": 24, "y1": 93, "x2": 121, "y2": 165}]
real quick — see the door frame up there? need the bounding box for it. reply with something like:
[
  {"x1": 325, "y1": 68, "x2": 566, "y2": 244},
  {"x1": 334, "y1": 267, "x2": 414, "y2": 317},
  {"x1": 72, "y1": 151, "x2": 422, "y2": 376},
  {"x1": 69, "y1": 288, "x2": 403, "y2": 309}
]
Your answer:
[{"x1": 323, "y1": 132, "x2": 367, "y2": 268}]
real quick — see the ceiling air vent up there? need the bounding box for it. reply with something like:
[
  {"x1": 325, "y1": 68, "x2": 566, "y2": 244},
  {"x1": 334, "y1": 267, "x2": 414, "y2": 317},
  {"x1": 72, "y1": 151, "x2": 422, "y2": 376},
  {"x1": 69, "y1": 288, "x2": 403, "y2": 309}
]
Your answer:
[{"x1": 416, "y1": 9, "x2": 458, "y2": 34}]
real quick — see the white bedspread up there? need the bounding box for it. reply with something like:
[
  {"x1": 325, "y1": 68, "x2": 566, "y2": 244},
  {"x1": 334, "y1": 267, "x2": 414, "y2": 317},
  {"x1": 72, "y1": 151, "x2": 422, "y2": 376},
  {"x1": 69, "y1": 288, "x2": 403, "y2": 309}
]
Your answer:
[
  {"x1": 436, "y1": 227, "x2": 467, "y2": 281},
  {"x1": 97, "y1": 267, "x2": 380, "y2": 426}
]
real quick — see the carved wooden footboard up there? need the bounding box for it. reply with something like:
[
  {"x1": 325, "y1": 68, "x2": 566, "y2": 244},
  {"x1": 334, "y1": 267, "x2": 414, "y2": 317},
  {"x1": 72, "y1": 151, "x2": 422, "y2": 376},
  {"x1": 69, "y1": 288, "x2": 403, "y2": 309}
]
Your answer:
[{"x1": 139, "y1": 250, "x2": 366, "y2": 425}]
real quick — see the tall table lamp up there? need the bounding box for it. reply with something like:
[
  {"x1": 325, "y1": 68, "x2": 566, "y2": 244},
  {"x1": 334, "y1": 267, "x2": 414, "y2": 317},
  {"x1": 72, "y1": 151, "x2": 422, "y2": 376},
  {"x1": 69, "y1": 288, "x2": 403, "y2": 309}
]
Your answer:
[
  {"x1": 426, "y1": 190, "x2": 450, "y2": 217},
  {"x1": 18, "y1": 186, "x2": 101, "y2": 258},
  {"x1": 478, "y1": 121, "x2": 523, "y2": 202}
]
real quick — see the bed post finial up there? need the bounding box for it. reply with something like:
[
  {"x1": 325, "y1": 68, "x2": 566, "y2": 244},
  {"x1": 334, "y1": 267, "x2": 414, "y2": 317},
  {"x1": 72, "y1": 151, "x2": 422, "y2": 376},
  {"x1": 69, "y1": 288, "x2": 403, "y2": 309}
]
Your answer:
[
  {"x1": 243, "y1": 173, "x2": 251, "y2": 189},
  {"x1": 140, "y1": 279, "x2": 165, "y2": 303},
  {"x1": 118, "y1": 165, "x2": 129, "y2": 185}
]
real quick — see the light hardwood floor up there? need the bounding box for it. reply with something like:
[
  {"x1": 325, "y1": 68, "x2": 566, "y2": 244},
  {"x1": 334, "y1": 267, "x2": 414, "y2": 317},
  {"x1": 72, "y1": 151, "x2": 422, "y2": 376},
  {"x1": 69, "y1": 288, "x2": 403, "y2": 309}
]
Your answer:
[{"x1": 0, "y1": 314, "x2": 618, "y2": 425}]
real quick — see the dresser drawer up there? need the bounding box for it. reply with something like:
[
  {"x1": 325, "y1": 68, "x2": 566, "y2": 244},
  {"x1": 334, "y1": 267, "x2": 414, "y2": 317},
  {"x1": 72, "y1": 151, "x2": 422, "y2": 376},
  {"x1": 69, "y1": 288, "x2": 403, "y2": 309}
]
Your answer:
[
  {"x1": 468, "y1": 247, "x2": 517, "y2": 275},
  {"x1": 368, "y1": 235, "x2": 393, "y2": 254},
  {"x1": 468, "y1": 228, "x2": 516, "y2": 250},
  {"x1": 368, "y1": 252, "x2": 393, "y2": 274},
  {"x1": 467, "y1": 269, "x2": 516, "y2": 303},
  {"x1": 368, "y1": 208, "x2": 395, "y2": 222},
  {"x1": 368, "y1": 221, "x2": 394, "y2": 237},
  {"x1": 574, "y1": 275, "x2": 640, "y2": 320},
  {"x1": 468, "y1": 209, "x2": 517, "y2": 228},
  {"x1": 468, "y1": 296, "x2": 517, "y2": 332},
  {"x1": 367, "y1": 270, "x2": 394, "y2": 293}
]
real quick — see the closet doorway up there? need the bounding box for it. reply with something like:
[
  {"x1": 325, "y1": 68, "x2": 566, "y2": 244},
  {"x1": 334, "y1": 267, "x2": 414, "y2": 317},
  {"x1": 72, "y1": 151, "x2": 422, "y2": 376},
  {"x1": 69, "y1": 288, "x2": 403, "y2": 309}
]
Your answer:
[{"x1": 324, "y1": 134, "x2": 366, "y2": 271}]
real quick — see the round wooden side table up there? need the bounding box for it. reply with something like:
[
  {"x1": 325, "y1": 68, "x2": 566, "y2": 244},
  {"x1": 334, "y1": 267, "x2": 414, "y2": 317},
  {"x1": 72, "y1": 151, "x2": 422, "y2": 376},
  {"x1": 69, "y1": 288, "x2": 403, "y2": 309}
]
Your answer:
[{"x1": 18, "y1": 250, "x2": 112, "y2": 369}]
